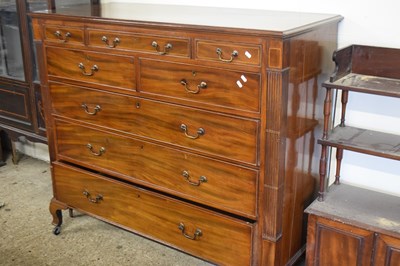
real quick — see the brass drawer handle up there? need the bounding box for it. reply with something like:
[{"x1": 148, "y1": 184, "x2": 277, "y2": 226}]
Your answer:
[
  {"x1": 81, "y1": 103, "x2": 101, "y2": 115},
  {"x1": 83, "y1": 189, "x2": 103, "y2": 203},
  {"x1": 151, "y1": 41, "x2": 173, "y2": 55},
  {"x1": 78, "y1": 63, "x2": 99, "y2": 76},
  {"x1": 216, "y1": 48, "x2": 238, "y2": 62},
  {"x1": 180, "y1": 124, "x2": 205, "y2": 139},
  {"x1": 178, "y1": 223, "x2": 202, "y2": 240},
  {"x1": 101, "y1": 36, "x2": 120, "y2": 48},
  {"x1": 182, "y1": 170, "x2": 207, "y2": 186},
  {"x1": 54, "y1": 30, "x2": 72, "y2": 43},
  {"x1": 180, "y1": 79, "x2": 207, "y2": 94},
  {"x1": 86, "y1": 143, "x2": 106, "y2": 156}
]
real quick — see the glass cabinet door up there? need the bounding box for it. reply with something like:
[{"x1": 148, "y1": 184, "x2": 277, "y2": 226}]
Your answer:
[{"x1": 0, "y1": 1, "x2": 25, "y2": 81}]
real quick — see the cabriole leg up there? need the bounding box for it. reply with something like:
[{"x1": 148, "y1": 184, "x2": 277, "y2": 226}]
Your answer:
[{"x1": 49, "y1": 198, "x2": 68, "y2": 235}]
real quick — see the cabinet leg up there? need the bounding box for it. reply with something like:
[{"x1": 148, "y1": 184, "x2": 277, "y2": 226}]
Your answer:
[
  {"x1": 49, "y1": 198, "x2": 68, "y2": 235},
  {"x1": 0, "y1": 137, "x2": 5, "y2": 167},
  {"x1": 335, "y1": 148, "x2": 343, "y2": 184},
  {"x1": 11, "y1": 140, "x2": 20, "y2": 165},
  {"x1": 318, "y1": 145, "x2": 328, "y2": 201}
]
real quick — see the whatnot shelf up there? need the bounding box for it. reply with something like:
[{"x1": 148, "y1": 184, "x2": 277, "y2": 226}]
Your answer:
[
  {"x1": 323, "y1": 73, "x2": 400, "y2": 98},
  {"x1": 307, "y1": 44, "x2": 400, "y2": 266},
  {"x1": 318, "y1": 125, "x2": 400, "y2": 161},
  {"x1": 318, "y1": 44, "x2": 400, "y2": 200}
]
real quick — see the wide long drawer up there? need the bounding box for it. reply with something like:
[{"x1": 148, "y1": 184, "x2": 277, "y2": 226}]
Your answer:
[
  {"x1": 53, "y1": 162, "x2": 253, "y2": 266},
  {"x1": 88, "y1": 29, "x2": 190, "y2": 57},
  {"x1": 50, "y1": 82, "x2": 259, "y2": 165},
  {"x1": 54, "y1": 119, "x2": 257, "y2": 218},
  {"x1": 139, "y1": 58, "x2": 261, "y2": 114},
  {"x1": 46, "y1": 47, "x2": 135, "y2": 93}
]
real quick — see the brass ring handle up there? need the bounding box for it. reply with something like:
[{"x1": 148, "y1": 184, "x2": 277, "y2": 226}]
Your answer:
[
  {"x1": 151, "y1": 41, "x2": 173, "y2": 55},
  {"x1": 180, "y1": 79, "x2": 207, "y2": 94},
  {"x1": 83, "y1": 189, "x2": 103, "y2": 203},
  {"x1": 81, "y1": 104, "x2": 101, "y2": 115},
  {"x1": 86, "y1": 143, "x2": 106, "y2": 156},
  {"x1": 216, "y1": 48, "x2": 238, "y2": 62},
  {"x1": 78, "y1": 63, "x2": 99, "y2": 76},
  {"x1": 101, "y1": 36, "x2": 120, "y2": 48},
  {"x1": 180, "y1": 124, "x2": 205, "y2": 139},
  {"x1": 182, "y1": 171, "x2": 207, "y2": 186},
  {"x1": 178, "y1": 223, "x2": 202, "y2": 240},
  {"x1": 54, "y1": 30, "x2": 72, "y2": 43}
]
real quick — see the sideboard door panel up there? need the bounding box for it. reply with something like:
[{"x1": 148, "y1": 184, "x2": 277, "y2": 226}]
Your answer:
[
  {"x1": 307, "y1": 215, "x2": 374, "y2": 266},
  {"x1": 374, "y1": 234, "x2": 400, "y2": 266}
]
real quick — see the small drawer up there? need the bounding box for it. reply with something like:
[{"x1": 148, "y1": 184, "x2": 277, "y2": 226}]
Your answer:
[
  {"x1": 55, "y1": 119, "x2": 258, "y2": 218},
  {"x1": 196, "y1": 40, "x2": 261, "y2": 66},
  {"x1": 50, "y1": 83, "x2": 259, "y2": 165},
  {"x1": 46, "y1": 47, "x2": 135, "y2": 93},
  {"x1": 53, "y1": 162, "x2": 253, "y2": 266},
  {"x1": 88, "y1": 29, "x2": 190, "y2": 57},
  {"x1": 44, "y1": 25, "x2": 84, "y2": 45},
  {"x1": 139, "y1": 59, "x2": 261, "y2": 114}
]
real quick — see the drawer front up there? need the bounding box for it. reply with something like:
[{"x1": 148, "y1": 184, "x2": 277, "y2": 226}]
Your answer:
[
  {"x1": 55, "y1": 119, "x2": 257, "y2": 218},
  {"x1": 44, "y1": 25, "x2": 84, "y2": 45},
  {"x1": 139, "y1": 59, "x2": 261, "y2": 113},
  {"x1": 50, "y1": 83, "x2": 259, "y2": 165},
  {"x1": 88, "y1": 29, "x2": 190, "y2": 57},
  {"x1": 196, "y1": 40, "x2": 261, "y2": 66},
  {"x1": 46, "y1": 47, "x2": 135, "y2": 92},
  {"x1": 53, "y1": 162, "x2": 253, "y2": 266}
]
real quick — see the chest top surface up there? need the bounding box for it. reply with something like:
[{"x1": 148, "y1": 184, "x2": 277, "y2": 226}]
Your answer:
[{"x1": 32, "y1": 3, "x2": 342, "y2": 36}]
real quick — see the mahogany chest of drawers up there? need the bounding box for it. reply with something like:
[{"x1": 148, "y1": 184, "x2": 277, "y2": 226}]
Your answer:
[{"x1": 31, "y1": 3, "x2": 342, "y2": 265}]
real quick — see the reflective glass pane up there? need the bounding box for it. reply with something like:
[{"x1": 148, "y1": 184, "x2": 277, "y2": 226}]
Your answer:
[
  {"x1": 0, "y1": 1, "x2": 25, "y2": 81},
  {"x1": 26, "y1": 0, "x2": 48, "y2": 12},
  {"x1": 55, "y1": 0, "x2": 94, "y2": 8}
]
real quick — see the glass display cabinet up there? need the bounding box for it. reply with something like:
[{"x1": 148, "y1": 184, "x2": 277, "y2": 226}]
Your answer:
[
  {"x1": 0, "y1": 0, "x2": 48, "y2": 165},
  {"x1": 0, "y1": 0, "x2": 95, "y2": 165}
]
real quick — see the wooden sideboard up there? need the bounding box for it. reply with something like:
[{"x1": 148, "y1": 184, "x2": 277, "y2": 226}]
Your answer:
[
  {"x1": 30, "y1": 3, "x2": 342, "y2": 265},
  {"x1": 306, "y1": 184, "x2": 400, "y2": 266}
]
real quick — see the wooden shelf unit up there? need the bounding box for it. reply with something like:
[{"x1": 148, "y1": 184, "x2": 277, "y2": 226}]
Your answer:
[
  {"x1": 318, "y1": 45, "x2": 400, "y2": 199},
  {"x1": 306, "y1": 44, "x2": 400, "y2": 266}
]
